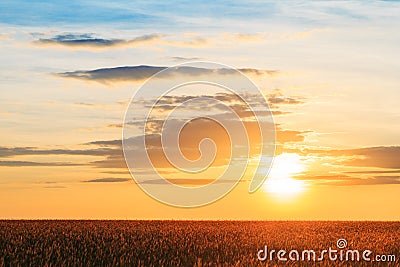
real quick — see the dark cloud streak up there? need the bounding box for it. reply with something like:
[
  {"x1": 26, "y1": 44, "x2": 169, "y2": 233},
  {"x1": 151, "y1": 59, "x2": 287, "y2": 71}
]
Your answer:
[
  {"x1": 290, "y1": 146, "x2": 400, "y2": 169},
  {"x1": 0, "y1": 146, "x2": 119, "y2": 158},
  {"x1": 0, "y1": 161, "x2": 82, "y2": 167},
  {"x1": 295, "y1": 174, "x2": 400, "y2": 186},
  {"x1": 35, "y1": 33, "x2": 163, "y2": 48},
  {"x1": 56, "y1": 65, "x2": 279, "y2": 84},
  {"x1": 83, "y1": 178, "x2": 131, "y2": 183}
]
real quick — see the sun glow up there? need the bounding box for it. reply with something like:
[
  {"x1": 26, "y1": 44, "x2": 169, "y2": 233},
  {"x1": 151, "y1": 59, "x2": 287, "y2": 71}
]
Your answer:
[{"x1": 263, "y1": 153, "x2": 306, "y2": 196}]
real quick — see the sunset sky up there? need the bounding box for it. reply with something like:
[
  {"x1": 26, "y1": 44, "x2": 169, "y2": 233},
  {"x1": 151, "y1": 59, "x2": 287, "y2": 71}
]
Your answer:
[{"x1": 0, "y1": 0, "x2": 399, "y2": 220}]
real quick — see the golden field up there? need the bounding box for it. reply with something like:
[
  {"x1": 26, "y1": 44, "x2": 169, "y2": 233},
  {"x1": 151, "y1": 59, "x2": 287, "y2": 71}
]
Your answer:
[{"x1": 0, "y1": 221, "x2": 399, "y2": 266}]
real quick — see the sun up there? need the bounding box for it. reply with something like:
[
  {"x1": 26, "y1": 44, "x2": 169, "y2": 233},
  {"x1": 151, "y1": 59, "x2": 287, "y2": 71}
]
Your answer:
[{"x1": 263, "y1": 153, "x2": 306, "y2": 196}]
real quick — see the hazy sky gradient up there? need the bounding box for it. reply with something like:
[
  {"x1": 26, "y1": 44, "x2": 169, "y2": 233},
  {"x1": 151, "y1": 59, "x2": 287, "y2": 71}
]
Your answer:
[{"x1": 0, "y1": 0, "x2": 399, "y2": 219}]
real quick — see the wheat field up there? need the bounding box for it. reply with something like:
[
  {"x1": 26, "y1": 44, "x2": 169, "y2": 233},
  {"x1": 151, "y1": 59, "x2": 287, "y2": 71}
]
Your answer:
[{"x1": 0, "y1": 220, "x2": 399, "y2": 266}]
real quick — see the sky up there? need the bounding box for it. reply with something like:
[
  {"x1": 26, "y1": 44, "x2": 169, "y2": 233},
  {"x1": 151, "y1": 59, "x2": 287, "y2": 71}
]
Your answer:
[{"x1": 0, "y1": 0, "x2": 399, "y2": 220}]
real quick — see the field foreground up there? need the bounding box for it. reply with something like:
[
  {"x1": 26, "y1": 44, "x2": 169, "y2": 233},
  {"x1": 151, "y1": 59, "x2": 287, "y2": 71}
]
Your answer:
[{"x1": 0, "y1": 220, "x2": 399, "y2": 266}]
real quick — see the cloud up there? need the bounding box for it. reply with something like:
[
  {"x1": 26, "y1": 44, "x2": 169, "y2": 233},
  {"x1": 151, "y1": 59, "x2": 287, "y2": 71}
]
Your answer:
[
  {"x1": 267, "y1": 91, "x2": 305, "y2": 107},
  {"x1": 271, "y1": 110, "x2": 292, "y2": 116},
  {"x1": 72, "y1": 102, "x2": 111, "y2": 109},
  {"x1": 0, "y1": 146, "x2": 119, "y2": 158},
  {"x1": 57, "y1": 65, "x2": 165, "y2": 83},
  {"x1": 345, "y1": 170, "x2": 400, "y2": 174},
  {"x1": 83, "y1": 176, "x2": 247, "y2": 185},
  {"x1": 339, "y1": 147, "x2": 400, "y2": 169},
  {"x1": 134, "y1": 91, "x2": 298, "y2": 119},
  {"x1": 56, "y1": 65, "x2": 278, "y2": 84},
  {"x1": 223, "y1": 32, "x2": 266, "y2": 42},
  {"x1": 91, "y1": 154, "x2": 127, "y2": 169},
  {"x1": 101, "y1": 170, "x2": 130, "y2": 175},
  {"x1": 164, "y1": 37, "x2": 208, "y2": 47},
  {"x1": 137, "y1": 178, "x2": 244, "y2": 185},
  {"x1": 294, "y1": 174, "x2": 400, "y2": 186},
  {"x1": 331, "y1": 176, "x2": 400, "y2": 186},
  {"x1": 106, "y1": 123, "x2": 124, "y2": 128},
  {"x1": 0, "y1": 144, "x2": 124, "y2": 169},
  {"x1": 0, "y1": 90, "x2": 308, "y2": 172},
  {"x1": 169, "y1": 56, "x2": 203, "y2": 62},
  {"x1": 34, "y1": 33, "x2": 163, "y2": 48},
  {"x1": 0, "y1": 161, "x2": 82, "y2": 167},
  {"x1": 85, "y1": 139, "x2": 122, "y2": 147},
  {"x1": 294, "y1": 174, "x2": 351, "y2": 181},
  {"x1": 96, "y1": 92, "x2": 305, "y2": 168},
  {"x1": 83, "y1": 178, "x2": 131, "y2": 183},
  {"x1": 276, "y1": 128, "x2": 311, "y2": 144},
  {"x1": 1, "y1": 140, "x2": 398, "y2": 182},
  {"x1": 268, "y1": 96, "x2": 304, "y2": 106},
  {"x1": 222, "y1": 30, "x2": 324, "y2": 43},
  {"x1": 117, "y1": 123, "x2": 304, "y2": 170},
  {"x1": 44, "y1": 185, "x2": 67, "y2": 189},
  {"x1": 292, "y1": 146, "x2": 400, "y2": 169},
  {"x1": 239, "y1": 68, "x2": 279, "y2": 76},
  {"x1": 34, "y1": 33, "x2": 215, "y2": 50},
  {"x1": 74, "y1": 102, "x2": 97, "y2": 107}
]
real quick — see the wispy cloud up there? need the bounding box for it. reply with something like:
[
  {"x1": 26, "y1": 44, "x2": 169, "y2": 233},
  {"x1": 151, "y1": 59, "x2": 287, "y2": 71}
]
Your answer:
[
  {"x1": 267, "y1": 91, "x2": 305, "y2": 107},
  {"x1": 56, "y1": 65, "x2": 278, "y2": 84},
  {"x1": 164, "y1": 37, "x2": 208, "y2": 47},
  {"x1": 223, "y1": 32, "x2": 266, "y2": 42},
  {"x1": 137, "y1": 178, "x2": 245, "y2": 185},
  {"x1": 0, "y1": 146, "x2": 119, "y2": 158},
  {"x1": 83, "y1": 178, "x2": 131, "y2": 183},
  {"x1": 83, "y1": 177, "x2": 245, "y2": 185},
  {"x1": 44, "y1": 185, "x2": 67, "y2": 189},
  {"x1": 308, "y1": 146, "x2": 400, "y2": 169},
  {"x1": 90, "y1": 154, "x2": 127, "y2": 169},
  {"x1": 291, "y1": 146, "x2": 400, "y2": 169},
  {"x1": 345, "y1": 170, "x2": 400, "y2": 174},
  {"x1": 169, "y1": 56, "x2": 204, "y2": 62},
  {"x1": 340, "y1": 147, "x2": 400, "y2": 169},
  {"x1": 295, "y1": 174, "x2": 400, "y2": 186},
  {"x1": 57, "y1": 66, "x2": 165, "y2": 83},
  {"x1": 85, "y1": 139, "x2": 122, "y2": 147},
  {"x1": 330, "y1": 176, "x2": 400, "y2": 186},
  {"x1": 0, "y1": 160, "x2": 82, "y2": 167},
  {"x1": 34, "y1": 33, "x2": 163, "y2": 49}
]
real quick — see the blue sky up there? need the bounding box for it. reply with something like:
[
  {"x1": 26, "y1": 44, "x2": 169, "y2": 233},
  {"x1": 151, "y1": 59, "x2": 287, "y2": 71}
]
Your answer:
[
  {"x1": 0, "y1": 0, "x2": 275, "y2": 26},
  {"x1": 2, "y1": 0, "x2": 399, "y2": 28}
]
